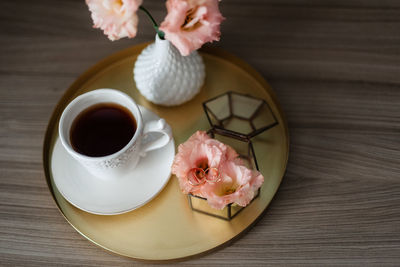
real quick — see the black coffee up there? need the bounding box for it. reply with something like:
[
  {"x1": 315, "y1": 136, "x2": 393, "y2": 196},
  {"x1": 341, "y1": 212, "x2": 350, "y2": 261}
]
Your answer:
[{"x1": 70, "y1": 103, "x2": 136, "y2": 157}]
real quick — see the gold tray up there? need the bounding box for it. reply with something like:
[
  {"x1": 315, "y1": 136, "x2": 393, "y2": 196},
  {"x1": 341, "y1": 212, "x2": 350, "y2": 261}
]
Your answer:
[{"x1": 43, "y1": 43, "x2": 289, "y2": 261}]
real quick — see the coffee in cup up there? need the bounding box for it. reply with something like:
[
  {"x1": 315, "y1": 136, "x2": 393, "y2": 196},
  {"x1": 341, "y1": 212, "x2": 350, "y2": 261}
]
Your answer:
[{"x1": 59, "y1": 89, "x2": 172, "y2": 179}]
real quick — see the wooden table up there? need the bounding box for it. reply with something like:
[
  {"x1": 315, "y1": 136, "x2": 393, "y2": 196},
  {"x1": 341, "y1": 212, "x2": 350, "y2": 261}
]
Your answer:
[{"x1": 1, "y1": 0, "x2": 399, "y2": 265}]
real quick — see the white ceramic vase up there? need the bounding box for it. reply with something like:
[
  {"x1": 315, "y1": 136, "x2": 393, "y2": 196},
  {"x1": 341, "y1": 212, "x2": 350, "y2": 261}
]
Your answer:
[{"x1": 133, "y1": 35, "x2": 205, "y2": 106}]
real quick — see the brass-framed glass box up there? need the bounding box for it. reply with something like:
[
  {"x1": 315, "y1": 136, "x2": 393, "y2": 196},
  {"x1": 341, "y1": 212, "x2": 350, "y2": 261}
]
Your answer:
[{"x1": 187, "y1": 92, "x2": 279, "y2": 221}]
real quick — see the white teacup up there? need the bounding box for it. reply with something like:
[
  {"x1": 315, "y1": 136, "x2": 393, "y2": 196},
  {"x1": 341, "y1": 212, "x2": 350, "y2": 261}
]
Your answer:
[{"x1": 59, "y1": 89, "x2": 172, "y2": 179}]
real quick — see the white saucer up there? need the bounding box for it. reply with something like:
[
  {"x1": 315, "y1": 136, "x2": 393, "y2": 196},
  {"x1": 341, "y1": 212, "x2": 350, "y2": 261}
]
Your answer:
[{"x1": 51, "y1": 106, "x2": 175, "y2": 215}]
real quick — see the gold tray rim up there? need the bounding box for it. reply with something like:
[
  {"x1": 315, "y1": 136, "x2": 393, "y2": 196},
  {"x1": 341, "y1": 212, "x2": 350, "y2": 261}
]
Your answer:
[{"x1": 42, "y1": 43, "x2": 290, "y2": 262}]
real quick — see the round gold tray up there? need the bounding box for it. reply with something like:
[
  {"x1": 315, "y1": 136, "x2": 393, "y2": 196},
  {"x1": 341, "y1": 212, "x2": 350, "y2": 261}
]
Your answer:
[{"x1": 43, "y1": 43, "x2": 289, "y2": 261}]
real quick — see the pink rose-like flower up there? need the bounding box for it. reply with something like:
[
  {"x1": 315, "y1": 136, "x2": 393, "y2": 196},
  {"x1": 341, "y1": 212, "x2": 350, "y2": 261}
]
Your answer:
[
  {"x1": 159, "y1": 0, "x2": 224, "y2": 56},
  {"x1": 171, "y1": 131, "x2": 237, "y2": 195},
  {"x1": 199, "y1": 160, "x2": 264, "y2": 210},
  {"x1": 86, "y1": 0, "x2": 142, "y2": 41}
]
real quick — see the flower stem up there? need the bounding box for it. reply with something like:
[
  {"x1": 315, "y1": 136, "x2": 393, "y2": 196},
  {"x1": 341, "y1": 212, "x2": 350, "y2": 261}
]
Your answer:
[{"x1": 139, "y1": 6, "x2": 165, "y2": 40}]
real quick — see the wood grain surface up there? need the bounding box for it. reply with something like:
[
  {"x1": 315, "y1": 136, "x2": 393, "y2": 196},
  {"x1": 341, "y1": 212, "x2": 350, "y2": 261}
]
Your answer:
[{"x1": 1, "y1": 0, "x2": 399, "y2": 265}]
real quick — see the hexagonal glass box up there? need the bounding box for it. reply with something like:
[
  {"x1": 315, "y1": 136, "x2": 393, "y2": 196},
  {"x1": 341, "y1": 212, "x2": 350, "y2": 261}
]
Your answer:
[{"x1": 187, "y1": 92, "x2": 279, "y2": 221}]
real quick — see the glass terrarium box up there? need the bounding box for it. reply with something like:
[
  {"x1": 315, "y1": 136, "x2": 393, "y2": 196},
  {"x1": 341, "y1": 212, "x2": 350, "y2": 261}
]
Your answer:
[{"x1": 188, "y1": 91, "x2": 278, "y2": 221}]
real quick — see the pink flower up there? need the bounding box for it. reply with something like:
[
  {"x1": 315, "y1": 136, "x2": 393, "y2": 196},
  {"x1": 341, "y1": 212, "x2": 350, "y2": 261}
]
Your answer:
[
  {"x1": 171, "y1": 131, "x2": 237, "y2": 195},
  {"x1": 200, "y1": 160, "x2": 264, "y2": 210},
  {"x1": 159, "y1": 0, "x2": 224, "y2": 56},
  {"x1": 86, "y1": 0, "x2": 142, "y2": 41}
]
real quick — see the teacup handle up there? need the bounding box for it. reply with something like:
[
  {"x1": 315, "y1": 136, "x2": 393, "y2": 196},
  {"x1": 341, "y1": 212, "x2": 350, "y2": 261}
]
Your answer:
[{"x1": 140, "y1": 119, "x2": 172, "y2": 156}]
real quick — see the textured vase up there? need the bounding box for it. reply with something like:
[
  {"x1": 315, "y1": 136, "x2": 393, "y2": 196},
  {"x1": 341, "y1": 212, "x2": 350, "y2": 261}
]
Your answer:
[{"x1": 133, "y1": 35, "x2": 205, "y2": 106}]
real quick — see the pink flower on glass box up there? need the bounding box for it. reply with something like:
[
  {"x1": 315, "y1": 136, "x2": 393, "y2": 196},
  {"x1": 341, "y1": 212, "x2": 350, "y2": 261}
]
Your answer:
[
  {"x1": 172, "y1": 130, "x2": 265, "y2": 210},
  {"x1": 86, "y1": 0, "x2": 142, "y2": 41},
  {"x1": 171, "y1": 131, "x2": 237, "y2": 196},
  {"x1": 159, "y1": 0, "x2": 225, "y2": 56}
]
